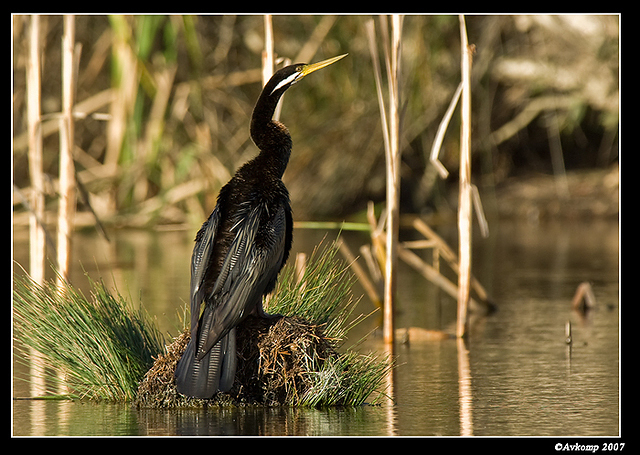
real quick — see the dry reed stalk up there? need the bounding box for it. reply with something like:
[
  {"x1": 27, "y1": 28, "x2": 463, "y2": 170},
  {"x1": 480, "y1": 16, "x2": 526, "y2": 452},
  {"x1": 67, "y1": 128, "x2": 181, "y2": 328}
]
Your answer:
[
  {"x1": 361, "y1": 244, "x2": 383, "y2": 286},
  {"x1": 410, "y1": 217, "x2": 490, "y2": 304},
  {"x1": 397, "y1": 243, "x2": 481, "y2": 310},
  {"x1": 105, "y1": 16, "x2": 138, "y2": 168},
  {"x1": 337, "y1": 239, "x2": 382, "y2": 310},
  {"x1": 471, "y1": 183, "x2": 489, "y2": 238},
  {"x1": 199, "y1": 68, "x2": 263, "y2": 91},
  {"x1": 384, "y1": 15, "x2": 402, "y2": 346},
  {"x1": 27, "y1": 15, "x2": 45, "y2": 285},
  {"x1": 56, "y1": 15, "x2": 78, "y2": 283},
  {"x1": 134, "y1": 64, "x2": 177, "y2": 203},
  {"x1": 262, "y1": 14, "x2": 285, "y2": 122},
  {"x1": 366, "y1": 201, "x2": 386, "y2": 272},
  {"x1": 12, "y1": 88, "x2": 115, "y2": 154},
  {"x1": 366, "y1": 21, "x2": 390, "y2": 166},
  {"x1": 293, "y1": 15, "x2": 337, "y2": 64},
  {"x1": 372, "y1": 220, "x2": 484, "y2": 312},
  {"x1": 58, "y1": 16, "x2": 80, "y2": 401},
  {"x1": 366, "y1": 16, "x2": 403, "y2": 344},
  {"x1": 456, "y1": 15, "x2": 473, "y2": 339},
  {"x1": 262, "y1": 14, "x2": 275, "y2": 86},
  {"x1": 294, "y1": 252, "x2": 307, "y2": 286},
  {"x1": 25, "y1": 14, "x2": 46, "y2": 400},
  {"x1": 430, "y1": 82, "x2": 462, "y2": 179}
]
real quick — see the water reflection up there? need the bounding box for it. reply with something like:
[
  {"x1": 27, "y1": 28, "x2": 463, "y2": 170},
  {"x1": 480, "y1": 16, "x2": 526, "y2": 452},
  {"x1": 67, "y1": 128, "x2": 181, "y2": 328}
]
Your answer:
[
  {"x1": 457, "y1": 338, "x2": 473, "y2": 436},
  {"x1": 467, "y1": 220, "x2": 619, "y2": 436},
  {"x1": 12, "y1": 399, "x2": 396, "y2": 436},
  {"x1": 141, "y1": 406, "x2": 396, "y2": 436},
  {"x1": 12, "y1": 219, "x2": 619, "y2": 436}
]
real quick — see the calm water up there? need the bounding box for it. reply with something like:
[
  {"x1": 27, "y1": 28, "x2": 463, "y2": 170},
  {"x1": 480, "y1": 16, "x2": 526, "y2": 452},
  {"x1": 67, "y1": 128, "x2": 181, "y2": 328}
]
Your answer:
[{"x1": 12, "y1": 218, "x2": 620, "y2": 436}]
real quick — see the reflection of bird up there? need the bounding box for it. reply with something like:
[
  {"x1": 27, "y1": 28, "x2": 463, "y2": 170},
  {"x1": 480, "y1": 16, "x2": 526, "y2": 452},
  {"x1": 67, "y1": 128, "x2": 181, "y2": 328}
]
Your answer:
[{"x1": 175, "y1": 54, "x2": 347, "y2": 398}]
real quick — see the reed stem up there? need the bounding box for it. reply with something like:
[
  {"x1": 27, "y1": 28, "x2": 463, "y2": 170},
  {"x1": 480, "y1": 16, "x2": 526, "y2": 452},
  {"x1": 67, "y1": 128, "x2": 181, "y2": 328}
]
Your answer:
[
  {"x1": 367, "y1": 15, "x2": 403, "y2": 345},
  {"x1": 382, "y1": 15, "x2": 402, "y2": 345},
  {"x1": 56, "y1": 15, "x2": 78, "y2": 284},
  {"x1": 456, "y1": 15, "x2": 473, "y2": 339},
  {"x1": 25, "y1": 15, "x2": 47, "y2": 400},
  {"x1": 27, "y1": 14, "x2": 45, "y2": 285},
  {"x1": 262, "y1": 14, "x2": 274, "y2": 87}
]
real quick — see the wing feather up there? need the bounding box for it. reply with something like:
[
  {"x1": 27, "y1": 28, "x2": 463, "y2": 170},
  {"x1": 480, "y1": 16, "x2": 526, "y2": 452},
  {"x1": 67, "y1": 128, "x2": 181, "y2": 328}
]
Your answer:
[
  {"x1": 196, "y1": 201, "x2": 289, "y2": 359},
  {"x1": 189, "y1": 206, "x2": 221, "y2": 335}
]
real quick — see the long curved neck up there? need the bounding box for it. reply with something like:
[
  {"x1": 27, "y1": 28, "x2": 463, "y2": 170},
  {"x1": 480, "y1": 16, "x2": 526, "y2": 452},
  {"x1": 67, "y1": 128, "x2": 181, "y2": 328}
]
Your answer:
[{"x1": 250, "y1": 89, "x2": 292, "y2": 179}]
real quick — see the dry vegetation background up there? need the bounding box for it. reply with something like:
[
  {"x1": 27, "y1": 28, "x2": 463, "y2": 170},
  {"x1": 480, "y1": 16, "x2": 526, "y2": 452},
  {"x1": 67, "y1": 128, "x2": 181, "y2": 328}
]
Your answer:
[{"x1": 12, "y1": 15, "x2": 619, "y2": 229}]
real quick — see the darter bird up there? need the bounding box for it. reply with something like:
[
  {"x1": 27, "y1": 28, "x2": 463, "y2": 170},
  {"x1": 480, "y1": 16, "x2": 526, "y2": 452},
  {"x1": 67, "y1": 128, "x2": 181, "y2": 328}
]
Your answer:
[{"x1": 174, "y1": 54, "x2": 347, "y2": 398}]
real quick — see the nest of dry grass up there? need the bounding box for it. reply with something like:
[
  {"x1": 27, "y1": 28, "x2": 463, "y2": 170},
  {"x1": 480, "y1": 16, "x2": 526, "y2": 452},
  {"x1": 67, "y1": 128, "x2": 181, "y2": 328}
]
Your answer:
[
  {"x1": 135, "y1": 240, "x2": 394, "y2": 409},
  {"x1": 134, "y1": 315, "x2": 337, "y2": 408}
]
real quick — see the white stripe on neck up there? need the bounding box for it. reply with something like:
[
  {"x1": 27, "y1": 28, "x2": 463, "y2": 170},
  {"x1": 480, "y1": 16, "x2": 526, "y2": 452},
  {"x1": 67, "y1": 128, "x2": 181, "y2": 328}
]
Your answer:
[{"x1": 270, "y1": 72, "x2": 300, "y2": 95}]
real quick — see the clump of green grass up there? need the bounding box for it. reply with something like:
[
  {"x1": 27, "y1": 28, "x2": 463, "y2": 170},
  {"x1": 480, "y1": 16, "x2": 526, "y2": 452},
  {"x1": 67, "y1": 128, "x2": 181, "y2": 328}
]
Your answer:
[
  {"x1": 266, "y1": 239, "x2": 360, "y2": 342},
  {"x1": 259, "y1": 239, "x2": 393, "y2": 407},
  {"x1": 13, "y1": 272, "x2": 165, "y2": 402},
  {"x1": 14, "y1": 239, "x2": 393, "y2": 407},
  {"x1": 300, "y1": 351, "x2": 392, "y2": 407}
]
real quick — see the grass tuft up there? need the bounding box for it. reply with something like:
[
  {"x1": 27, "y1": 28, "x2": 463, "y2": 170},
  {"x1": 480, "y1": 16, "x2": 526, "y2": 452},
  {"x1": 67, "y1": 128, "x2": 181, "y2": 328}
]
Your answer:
[
  {"x1": 263, "y1": 240, "x2": 393, "y2": 406},
  {"x1": 14, "y1": 239, "x2": 392, "y2": 407},
  {"x1": 266, "y1": 239, "x2": 357, "y2": 341},
  {"x1": 13, "y1": 272, "x2": 165, "y2": 401}
]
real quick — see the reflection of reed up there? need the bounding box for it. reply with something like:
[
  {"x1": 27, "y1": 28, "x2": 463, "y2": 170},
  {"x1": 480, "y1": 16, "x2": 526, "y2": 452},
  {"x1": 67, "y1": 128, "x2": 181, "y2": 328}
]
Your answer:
[
  {"x1": 457, "y1": 337, "x2": 473, "y2": 436},
  {"x1": 384, "y1": 342, "x2": 397, "y2": 436}
]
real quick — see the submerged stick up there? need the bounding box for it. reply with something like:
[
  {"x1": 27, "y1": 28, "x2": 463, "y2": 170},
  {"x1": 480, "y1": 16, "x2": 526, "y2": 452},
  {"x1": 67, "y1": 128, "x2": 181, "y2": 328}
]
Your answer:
[{"x1": 571, "y1": 281, "x2": 597, "y2": 313}]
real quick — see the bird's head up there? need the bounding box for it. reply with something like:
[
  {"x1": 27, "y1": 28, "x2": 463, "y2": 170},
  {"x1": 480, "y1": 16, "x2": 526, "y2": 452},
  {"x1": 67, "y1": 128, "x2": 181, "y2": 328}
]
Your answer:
[{"x1": 267, "y1": 53, "x2": 348, "y2": 97}]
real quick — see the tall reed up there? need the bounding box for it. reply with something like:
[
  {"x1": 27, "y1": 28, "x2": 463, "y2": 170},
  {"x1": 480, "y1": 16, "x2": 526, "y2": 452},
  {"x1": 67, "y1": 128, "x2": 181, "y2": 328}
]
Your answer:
[
  {"x1": 456, "y1": 15, "x2": 472, "y2": 338},
  {"x1": 56, "y1": 15, "x2": 78, "y2": 283},
  {"x1": 25, "y1": 14, "x2": 46, "y2": 399},
  {"x1": 366, "y1": 15, "x2": 403, "y2": 344},
  {"x1": 26, "y1": 15, "x2": 44, "y2": 285}
]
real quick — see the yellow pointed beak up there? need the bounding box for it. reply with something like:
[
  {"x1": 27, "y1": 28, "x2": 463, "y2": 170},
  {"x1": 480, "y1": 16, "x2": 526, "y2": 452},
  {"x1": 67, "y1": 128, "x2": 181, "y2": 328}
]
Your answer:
[{"x1": 299, "y1": 53, "x2": 348, "y2": 77}]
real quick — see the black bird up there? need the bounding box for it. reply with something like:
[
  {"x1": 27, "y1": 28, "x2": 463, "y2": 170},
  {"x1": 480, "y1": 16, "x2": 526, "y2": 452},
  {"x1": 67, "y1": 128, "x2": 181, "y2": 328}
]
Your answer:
[{"x1": 174, "y1": 54, "x2": 347, "y2": 398}]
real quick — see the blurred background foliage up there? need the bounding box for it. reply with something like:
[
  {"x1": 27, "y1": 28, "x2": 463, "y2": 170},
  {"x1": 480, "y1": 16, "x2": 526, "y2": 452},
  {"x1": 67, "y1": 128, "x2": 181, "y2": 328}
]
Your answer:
[{"x1": 12, "y1": 14, "x2": 619, "y2": 228}]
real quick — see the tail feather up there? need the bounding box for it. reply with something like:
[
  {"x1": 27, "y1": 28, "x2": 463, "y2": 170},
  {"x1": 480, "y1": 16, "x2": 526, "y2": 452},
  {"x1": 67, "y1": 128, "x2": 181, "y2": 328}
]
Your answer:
[
  {"x1": 218, "y1": 328, "x2": 237, "y2": 392},
  {"x1": 174, "y1": 328, "x2": 237, "y2": 398}
]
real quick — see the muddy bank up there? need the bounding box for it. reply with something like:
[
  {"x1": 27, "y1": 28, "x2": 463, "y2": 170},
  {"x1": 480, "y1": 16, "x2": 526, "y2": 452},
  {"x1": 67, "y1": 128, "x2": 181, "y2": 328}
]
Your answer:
[{"x1": 494, "y1": 165, "x2": 618, "y2": 222}]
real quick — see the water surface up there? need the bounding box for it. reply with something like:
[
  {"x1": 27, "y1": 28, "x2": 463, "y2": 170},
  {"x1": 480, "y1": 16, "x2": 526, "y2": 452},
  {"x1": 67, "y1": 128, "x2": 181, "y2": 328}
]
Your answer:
[{"x1": 12, "y1": 218, "x2": 619, "y2": 436}]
